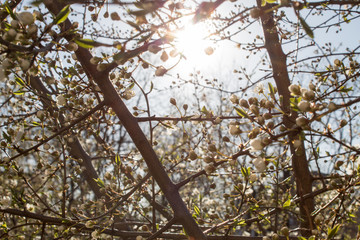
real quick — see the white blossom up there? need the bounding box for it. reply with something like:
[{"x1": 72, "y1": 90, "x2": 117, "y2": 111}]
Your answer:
[
  {"x1": 288, "y1": 84, "x2": 301, "y2": 96},
  {"x1": 298, "y1": 101, "x2": 310, "y2": 112},
  {"x1": 229, "y1": 125, "x2": 241, "y2": 135},
  {"x1": 17, "y1": 12, "x2": 35, "y2": 25},
  {"x1": 253, "y1": 156, "x2": 266, "y2": 172},
  {"x1": 1, "y1": 196, "x2": 11, "y2": 207},
  {"x1": 122, "y1": 90, "x2": 135, "y2": 100},
  {"x1": 254, "y1": 83, "x2": 264, "y2": 94},
  {"x1": 250, "y1": 138, "x2": 264, "y2": 151},
  {"x1": 20, "y1": 59, "x2": 31, "y2": 71},
  {"x1": 56, "y1": 95, "x2": 66, "y2": 106}
]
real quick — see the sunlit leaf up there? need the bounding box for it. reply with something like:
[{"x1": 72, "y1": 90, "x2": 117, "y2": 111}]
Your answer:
[
  {"x1": 93, "y1": 178, "x2": 105, "y2": 188},
  {"x1": 4, "y1": 3, "x2": 17, "y2": 19},
  {"x1": 115, "y1": 154, "x2": 121, "y2": 165},
  {"x1": 15, "y1": 77, "x2": 25, "y2": 87},
  {"x1": 327, "y1": 224, "x2": 340, "y2": 239},
  {"x1": 283, "y1": 199, "x2": 291, "y2": 209},
  {"x1": 75, "y1": 39, "x2": 95, "y2": 49},
  {"x1": 234, "y1": 107, "x2": 249, "y2": 118},
  {"x1": 53, "y1": 5, "x2": 70, "y2": 24},
  {"x1": 194, "y1": 205, "x2": 200, "y2": 216},
  {"x1": 13, "y1": 90, "x2": 25, "y2": 95}
]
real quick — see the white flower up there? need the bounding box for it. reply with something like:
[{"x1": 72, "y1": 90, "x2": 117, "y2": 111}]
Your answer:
[
  {"x1": 254, "y1": 83, "x2": 264, "y2": 94},
  {"x1": 2, "y1": 58, "x2": 12, "y2": 69},
  {"x1": 56, "y1": 95, "x2": 66, "y2": 106},
  {"x1": 135, "y1": 236, "x2": 143, "y2": 240},
  {"x1": 205, "y1": 164, "x2": 216, "y2": 174},
  {"x1": 20, "y1": 59, "x2": 31, "y2": 71},
  {"x1": 293, "y1": 140, "x2": 302, "y2": 148},
  {"x1": 328, "y1": 102, "x2": 337, "y2": 111},
  {"x1": 253, "y1": 156, "x2": 266, "y2": 172},
  {"x1": 298, "y1": 101, "x2": 310, "y2": 112},
  {"x1": 288, "y1": 84, "x2": 301, "y2": 96},
  {"x1": 36, "y1": 110, "x2": 45, "y2": 119},
  {"x1": 249, "y1": 173, "x2": 257, "y2": 182},
  {"x1": 91, "y1": 230, "x2": 101, "y2": 239},
  {"x1": 302, "y1": 90, "x2": 315, "y2": 101},
  {"x1": 17, "y1": 12, "x2": 35, "y2": 25},
  {"x1": 250, "y1": 138, "x2": 264, "y2": 151},
  {"x1": 27, "y1": 24, "x2": 38, "y2": 35},
  {"x1": 14, "y1": 127, "x2": 24, "y2": 143},
  {"x1": 296, "y1": 117, "x2": 308, "y2": 127},
  {"x1": 229, "y1": 125, "x2": 241, "y2": 135},
  {"x1": 0, "y1": 66, "x2": 5, "y2": 82},
  {"x1": 1, "y1": 196, "x2": 11, "y2": 207},
  {"x1": 229, "y1": 94, "x2": 239, "y2": 104},
  {"x1": 122, "y1": 90, "x2": 135, "y2": 100}
]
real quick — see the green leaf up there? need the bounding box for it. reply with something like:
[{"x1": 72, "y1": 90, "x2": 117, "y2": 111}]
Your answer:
[
  {"x1": 32, "y1": 121, "x2": 40, "y2": 126},
  {"x1": 194, "y1": 205, "x2": 200, "y2": 216},
  {"x1": 3, "y1": 132, "x2": 11, "y2": 143},
  {"x1": 4, "y1": 3, "x2": 17, "y2": 20},
  {"x1": 327, "y1": 224, "x2": 340, "y2": 239},
  {"x1": 93, "y1": 178, "x2": 105, "y2": 188},
  {"x1": 339, "y1": 86, "x2": 353, "y2": 93},
  {"x1": 15, "y1": 77, "x2": 25, "y2": 87},
  {"x1": 266, "y1": 0, "x2": 277, "y2": 3},
  {"x1": 283, "y1": 199, "x2": 291, "y2": 209},
  {"x1": 53, "y1": 5, "x2": 71, "y2": 24},
  {"x1": 268, "y1": 82, "x2": 275, "y2": 96},
  {"x1": 297, "y1": 237, "x2": 307, "y2": 240},
  {"x1": 299, "y1": 17, "x2": 314, "y2": 38},
  {"x1": 241, "y1": 166, "x2": 250, "y2": 178},
  {"x1": 115, "y1": 154, "x2": 121, "y2": 165},
  {"x1": 13, "y1": 90, "x2": 25, "y2": 95},
  {"x1": 234, "y1": 107, "x2": 249, "y2": 118},
  {"x1": 75, "y1": 39, "x2": 95, "y2": 49},
  {"x1": 261, "y1": 0, "x2": 267, "y2": 6}
]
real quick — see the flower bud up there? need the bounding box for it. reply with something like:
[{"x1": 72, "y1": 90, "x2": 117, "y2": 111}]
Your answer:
[
  {"x1": 230, "y1": 94, "x2": 239, "y2": 104},
  {"x1": 302, "y1": 90, "x2": 315, "y2": 101},
  {"x1": 240, "y1": 99, "x2": 249, "y2": 108},
  {"x1": 250, "y1": 8, "x2": 261, "y2": 19},
  {"x1": 205, "y1": 164, "x2": 216, "y2": 174},
  {"x1": 160, "y1": 51, "x2": 169, "y2": 62},
  {"x1": 170, "y1": 98, "x2": 177, "y2": 106},
  {"x1": 208, "y1": 144, "x2": 217, "y2": 152},
  {"x1": 203, "y1": 156, "x2": 214, "y2": 163},
  {"x1": 298, "y1": 100, "x2": 310, "y2": 112},
  {"x1": 253, "y1": 156, "x2": 266, "y2": 172},
  {"x1": 328, "y1": 102, "x2": 337, "y2": 111},
  {"x1": 65, "y1": 42, "x2": 78, "y2": 51},
  {"x1": 204, "y1": 46, "x2": 214, "y2": 55},
  {"x1": 340, "y1": 119, "x2": 347, "y2": 127},
  {"x1": 288, "y1": 84, "x2": 301, "y2": 96},
  {"x1": 296, "y1": 116, "x2": 308, "y2": 127},
  {"x1": 250, "y1": 138, "x2": 264, "y2": 151},
  {"x1": 250, "y1": 104, "x2": 259, "y2": 116},
  {"x1": 229, "y1": 125, "x2": 242, "y2": 135},
  {"x1": 17, "y1": 12, "x2": 35, "y2": 25},
  {"x1": 189, "y1": 150, "x2": 197, "y2": 160},
  {"x1": 148, "y1": 44, "x2": 161, "y2": 54},
  {"x1": 110, "y1": 12, "x2": 121, "y2": 21},
  {"x1": 155, "y1": 66, "x2": 167, "y2": 76}
]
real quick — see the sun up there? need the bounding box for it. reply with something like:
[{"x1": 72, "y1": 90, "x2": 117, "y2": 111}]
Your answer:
[{"x1": 173, "y1": 22, "x2": 215, "y2": 65}]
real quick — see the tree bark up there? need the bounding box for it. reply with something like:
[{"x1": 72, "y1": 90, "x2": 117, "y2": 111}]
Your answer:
[
  {"x1": 43, "y1": 1, "x2": 206, "y2": 239},
  {"x1": 256, "y1": 2, "x2": 314, "y2": 236}
]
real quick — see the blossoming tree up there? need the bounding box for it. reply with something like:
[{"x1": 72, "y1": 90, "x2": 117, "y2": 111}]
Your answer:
[{"x1": 0, "y1": 0, "x2": 360, "y2": 239}]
